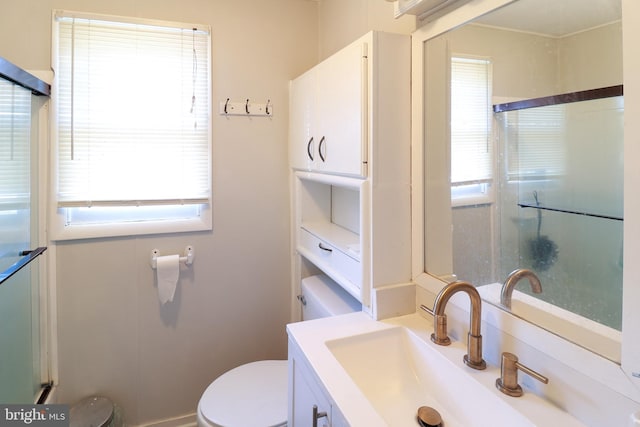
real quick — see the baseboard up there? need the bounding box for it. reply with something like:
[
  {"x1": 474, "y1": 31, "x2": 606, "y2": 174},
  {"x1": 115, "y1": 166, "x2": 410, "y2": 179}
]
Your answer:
[{"x1": 136, "y1": 413, "x2": 197, "y2": 427}]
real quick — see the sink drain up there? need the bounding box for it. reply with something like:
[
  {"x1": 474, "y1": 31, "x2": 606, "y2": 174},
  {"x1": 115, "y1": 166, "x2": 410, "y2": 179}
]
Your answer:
[{"x1": 417, "y1": 406, "x2": 443, "y2": 427}]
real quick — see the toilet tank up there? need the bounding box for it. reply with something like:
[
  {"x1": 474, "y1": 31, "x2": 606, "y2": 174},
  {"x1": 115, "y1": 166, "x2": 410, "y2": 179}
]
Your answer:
[{"x1": 300, "y1": 274, "x2": 361, "y2": 321}]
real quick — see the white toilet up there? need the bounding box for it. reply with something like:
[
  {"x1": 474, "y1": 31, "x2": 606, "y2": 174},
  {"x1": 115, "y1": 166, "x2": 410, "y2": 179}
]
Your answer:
[{"x1": 196, "y1": 274, "x2": 361, "y2": 427}]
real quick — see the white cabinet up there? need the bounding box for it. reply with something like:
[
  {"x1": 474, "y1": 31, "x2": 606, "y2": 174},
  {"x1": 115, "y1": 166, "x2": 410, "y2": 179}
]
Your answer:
[
  {"x1": 289, "y1": 34, "x2": 368, "y2": 177},
  {"x1": 289, "y1": 69, "x2": 316, "y2": 172},
  {"x1": 290, "y1": 31, "x2": 412, "y2": 309},
  {"x1": 288, "y1": 338, "x2": 347, "y2": 427}
]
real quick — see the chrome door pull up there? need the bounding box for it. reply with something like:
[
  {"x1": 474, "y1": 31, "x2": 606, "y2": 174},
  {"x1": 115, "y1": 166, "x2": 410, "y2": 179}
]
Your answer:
[{"x1": 312, "y1": 405, "x2": 327, "y2": 427}]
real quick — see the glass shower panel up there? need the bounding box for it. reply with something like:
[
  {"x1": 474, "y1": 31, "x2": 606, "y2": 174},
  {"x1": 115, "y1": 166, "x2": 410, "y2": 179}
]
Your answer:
[
  {"x1": 496, "y1": 95, "x2": 624, "y2": 330},
  {"x1": 0, "y1": 78, "x2": 40, "y2": 402}
]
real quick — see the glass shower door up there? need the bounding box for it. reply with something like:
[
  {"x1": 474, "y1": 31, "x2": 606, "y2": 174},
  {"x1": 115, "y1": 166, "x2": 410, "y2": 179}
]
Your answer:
[
  {"x1": 0, "y1": 77, "x2": 42, "y2": 403},
  {"x1": 495, "y1": 92, "x2": 624, "y2": 330}
]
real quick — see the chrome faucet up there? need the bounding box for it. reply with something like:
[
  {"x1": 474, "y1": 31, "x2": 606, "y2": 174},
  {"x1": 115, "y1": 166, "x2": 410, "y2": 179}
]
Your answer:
[
  {"x1": 420, "y1": 281, "x2": 486, "y2": 370},
  {"x1": 501, "y1": 269, "x2": 542, "y2": 309}
]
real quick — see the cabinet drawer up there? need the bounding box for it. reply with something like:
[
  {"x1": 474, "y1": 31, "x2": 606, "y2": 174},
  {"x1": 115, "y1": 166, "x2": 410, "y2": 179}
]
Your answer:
[{"x1": 299, "y1": 228, "x2": 362, "y2": 292}]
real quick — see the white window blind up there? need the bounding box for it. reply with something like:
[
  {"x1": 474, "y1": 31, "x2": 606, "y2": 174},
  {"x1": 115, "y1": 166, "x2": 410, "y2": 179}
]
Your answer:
[
  {"x1": 53, "y1": 11, "x2": 211, "y2": 209},
  {"x1": 502, "y1": 105, "x2": 565, "y2": 179},
  {"x1": 450, "y1": 56, "x2": 492, "y2": 186}
]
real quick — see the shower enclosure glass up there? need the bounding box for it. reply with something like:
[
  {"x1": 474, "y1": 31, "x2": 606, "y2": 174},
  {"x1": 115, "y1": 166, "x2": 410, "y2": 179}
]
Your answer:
[
  {"x1": 0, "y1": 60, "x2": 49, "y2": 403},
  {"x1": 494, "y1": 89, "x2": 624, "y2": 329}
]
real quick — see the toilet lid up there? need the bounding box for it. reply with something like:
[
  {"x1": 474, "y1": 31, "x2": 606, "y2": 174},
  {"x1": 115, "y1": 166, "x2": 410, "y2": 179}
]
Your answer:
[{"x1": 199, "y1": 360, "x2": 288, "y2": 427}]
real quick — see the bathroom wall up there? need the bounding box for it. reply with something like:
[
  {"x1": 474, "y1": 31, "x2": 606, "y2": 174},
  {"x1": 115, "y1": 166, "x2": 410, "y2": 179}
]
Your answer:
[
  {"x1": 558, "y1": 22, "x2": 622, "y2": 93},
  {"x1": 317, "y1": 0, "x2": 416, "y2": 59},
  {"x1": 0, "y1": 0, "x2": 412, "y2": 425}
]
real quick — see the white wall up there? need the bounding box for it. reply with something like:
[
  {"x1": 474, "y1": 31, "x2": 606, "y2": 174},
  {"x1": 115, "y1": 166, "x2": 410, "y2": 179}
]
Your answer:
[
  {"x1": 318, "y1": 0, "x2": 415, "y2": 59},
  {"x1": 559, "y1": 22, "x2": 622, "y2": 93},
  {"x1": 0, "y1": 0, "x2": 414, "y2": 425}
]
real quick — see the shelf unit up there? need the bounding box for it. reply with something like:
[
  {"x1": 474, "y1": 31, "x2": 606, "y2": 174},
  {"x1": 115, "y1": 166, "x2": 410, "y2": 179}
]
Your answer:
[
  {"x1": 295, "y1": 172, "x2": 365, "y2": 302},
  {"x1": 289, "y1": 31, "x2": 412, "y2": 312}
]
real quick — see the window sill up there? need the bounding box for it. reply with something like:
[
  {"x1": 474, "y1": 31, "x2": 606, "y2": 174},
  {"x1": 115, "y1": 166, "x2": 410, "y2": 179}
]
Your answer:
[{"x1": 49, "y1": 207, "x2": 212, "y2": 241}]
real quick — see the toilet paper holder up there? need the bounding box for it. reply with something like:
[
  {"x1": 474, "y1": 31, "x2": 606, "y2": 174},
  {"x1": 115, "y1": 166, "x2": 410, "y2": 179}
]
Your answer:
[{"x1": 150, "y1": 246, "x2": 195, "y2": 269}]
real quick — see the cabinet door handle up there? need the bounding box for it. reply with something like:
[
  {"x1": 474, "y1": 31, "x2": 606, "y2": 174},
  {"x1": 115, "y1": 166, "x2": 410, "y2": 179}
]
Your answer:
[
  {"x1": 312, "y1": 405, "x2": 328, "y2": 427},
  {"x1": 318, "y1": 243, "x2": 333, "y2": 253},
  {"x1": 318, "y1": 136, "x2": 326, "y2": 162},
  {"x1": 307, "y1": 136, "x2": 314, "y2": 161}
]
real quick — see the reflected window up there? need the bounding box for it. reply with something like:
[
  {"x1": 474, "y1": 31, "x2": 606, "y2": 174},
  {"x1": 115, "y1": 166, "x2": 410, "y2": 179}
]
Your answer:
[{"x1": 450, "y1": 56, "x2": 493, "y2": 205}]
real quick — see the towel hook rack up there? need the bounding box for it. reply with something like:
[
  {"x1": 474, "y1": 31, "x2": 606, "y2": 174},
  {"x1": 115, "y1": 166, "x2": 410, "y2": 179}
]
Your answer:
[{"x1": 219, "y1": 98, "x2": 273, "y2": 116}]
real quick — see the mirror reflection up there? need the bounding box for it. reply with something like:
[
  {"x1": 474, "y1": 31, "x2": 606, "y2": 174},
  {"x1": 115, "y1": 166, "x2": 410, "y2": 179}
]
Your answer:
[{"x1": 423, "y1": 0, "x2": 623, "y2": 351}]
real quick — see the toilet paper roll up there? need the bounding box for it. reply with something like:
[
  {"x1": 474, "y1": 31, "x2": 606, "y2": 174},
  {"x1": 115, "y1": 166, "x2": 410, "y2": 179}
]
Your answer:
[{"x1": 156, "y1": 254, "x2": 180, "y2": 304}]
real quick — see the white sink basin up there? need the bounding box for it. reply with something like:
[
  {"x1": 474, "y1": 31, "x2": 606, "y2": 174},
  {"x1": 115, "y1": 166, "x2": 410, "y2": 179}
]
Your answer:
[{"x1": 327, "y1": 326, "x2": 537, "y2": 426}]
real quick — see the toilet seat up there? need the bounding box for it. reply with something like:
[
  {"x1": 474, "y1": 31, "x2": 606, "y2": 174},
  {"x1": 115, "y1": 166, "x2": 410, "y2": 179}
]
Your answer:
[{"x1": 198, "y1": 360, "x2": 288, "y2": 427}]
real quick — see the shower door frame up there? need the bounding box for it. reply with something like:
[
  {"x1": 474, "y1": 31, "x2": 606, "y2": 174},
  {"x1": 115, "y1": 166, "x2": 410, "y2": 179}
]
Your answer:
[{"x1": 0, "y1": 56, "x2": 52, "y2": 404}]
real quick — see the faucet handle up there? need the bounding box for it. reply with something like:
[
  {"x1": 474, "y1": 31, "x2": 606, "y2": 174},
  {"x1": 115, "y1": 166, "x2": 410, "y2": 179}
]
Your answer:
[
  {"x1": 420, "y1": 304, "x2": 451, "y2": 345},
  {"x1": 496, "y1": 352, "x2": 549, "y2": 397}
]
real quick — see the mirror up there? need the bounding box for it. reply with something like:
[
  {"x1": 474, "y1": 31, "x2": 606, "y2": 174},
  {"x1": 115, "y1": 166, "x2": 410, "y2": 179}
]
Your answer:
[{"x1": 418, "y1": 0, "x2": 623, "y2": 360}]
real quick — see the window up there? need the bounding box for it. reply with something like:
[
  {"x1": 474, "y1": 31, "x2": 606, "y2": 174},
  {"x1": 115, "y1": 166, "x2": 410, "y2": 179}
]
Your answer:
[
  {"x1": 450, "y1": 56, "x2": 493, "y2": 205},
  {"x1": 51, "y1": 11, "x2": 211, "y2": 239}
]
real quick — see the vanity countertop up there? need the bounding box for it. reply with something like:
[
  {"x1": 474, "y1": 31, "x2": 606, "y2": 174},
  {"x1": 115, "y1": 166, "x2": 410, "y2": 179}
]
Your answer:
[{"x1": 287, "y1": 311, "x2": 587, "y2": 427}]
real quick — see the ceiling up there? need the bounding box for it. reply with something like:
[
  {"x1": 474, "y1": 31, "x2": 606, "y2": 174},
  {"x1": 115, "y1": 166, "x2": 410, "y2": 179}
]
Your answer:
[{"x1": 474, "y1": 0, "x2": 621, "y2": 37}]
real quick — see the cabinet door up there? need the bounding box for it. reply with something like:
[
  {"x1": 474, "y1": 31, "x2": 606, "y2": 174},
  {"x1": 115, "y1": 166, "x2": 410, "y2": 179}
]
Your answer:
[
  {"x1": 290, "y1": 68, "x2": 316, "y2": 171},
  {"x1": 290, "y1": 356, "x2": 332, "y2": 427},
  {"x1": 315, "y1": 40, "x2": 368, "y2": 177}
]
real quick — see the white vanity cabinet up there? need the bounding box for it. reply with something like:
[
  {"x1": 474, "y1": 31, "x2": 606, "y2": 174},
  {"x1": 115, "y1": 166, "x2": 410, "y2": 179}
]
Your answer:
[
  {"x1": 289, "y1": 31, "x2": 411, "y2": 309},
  {"x1": 288, "y1": 338, "x2": 348, "y2": 427}
]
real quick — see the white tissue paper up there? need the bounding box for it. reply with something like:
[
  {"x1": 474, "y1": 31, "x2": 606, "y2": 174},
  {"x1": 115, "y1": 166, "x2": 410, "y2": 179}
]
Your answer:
[{"x1": 156, "y1": 254, "x2": 180, "y2": 304}]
